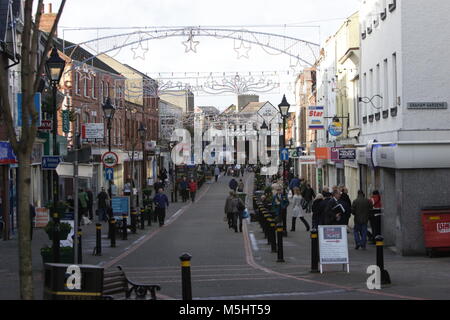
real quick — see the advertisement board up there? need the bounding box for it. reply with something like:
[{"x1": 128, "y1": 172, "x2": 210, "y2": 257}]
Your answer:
[
  {"x1": 111, "y1": 196, "x2": 130, "y2": 220},
  {"x1": 338, "y1": 148, "x2": 356, "y2": 160},
  {"x1": 318, "y1": 225, "x2": 349, "y2": 273},
  {"x1": 315, "y1": 147, "x2": 330, "y2": 160},
  {"x1": 82, "y1": 123, "x2": 104, "y2": 142}
]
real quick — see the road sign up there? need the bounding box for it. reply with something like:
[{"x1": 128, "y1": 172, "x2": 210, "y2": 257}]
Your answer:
[
  {"x1": 280, "y1": 148, "x2": 289, "y2": 161},
  {"x1": 105, "y1": 167, "x2": 114, "y2": 181},
  {"x1": 111, "y1": 196, "x2": 130, "y2": 220},
  {"x1": 288, "y1": 149, "x2": 299, "y2": 158},
  {"x1": 102, "y1": 151, "x2": 119, "y2": 168},
  {"x1": 56, "y1": 162, "x2": 93, "y2": 178},
  {"x1": 42, "y1": 156, "x2": 61, "y2": 170}
]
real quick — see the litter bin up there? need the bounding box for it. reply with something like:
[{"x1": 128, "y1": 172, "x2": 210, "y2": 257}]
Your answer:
[
  {"x1": 44, "y1": 263, "x2": 104, "y2": 300},
  {"x1": 421, "y1": 206, "x2": 450, "y2": 257}
]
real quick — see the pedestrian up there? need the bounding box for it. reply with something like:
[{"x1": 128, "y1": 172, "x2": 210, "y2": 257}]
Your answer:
[
  {"x1": 86, "y1": 189, "x2": 94, "y2": 220},
  {"x1": 229, "y1": 178, "x2": 238, "y2": 192},
  {"x1": 78, "y1": 188, "x2": 90, "y2": 225},
  {"x1": 272, "y1": 187, "x2": 289, "y2": 224},
  {"x1": 153, "y1": 188, "x2": 169, "y2": 227},
  {"x1": 323, "y1": 190, "x2": 346, "y2": 225},
  {"x1": 288, "y1": 176, "x2": 300, "y2": 193},
  {"x1": 231, "y1": 192, "x2": 245, "y2": 232},
  {"x1": 224, "y1": 191, "x2": 235, "y2": 229},
  {"x1": 97, "y1": 187, "x2": 110, "y2": 222},
  {"x1": 214, "y1": 166, "x2": 220, "y2": 182},
  {"x1": 29, "y1": 202, "x2": 36, "y2": 240},
  {"x1": 321, "y1": 186, "x2": 331, "y2": 197},
  {"x1": 311, "y1": 193, "x2": 324, "y2": 229},
  {"x1": 123, "y1": 179, "x2": 132, "y2": 196},
  {"x1": 351, "y1": 190, "x2": 373, "y2": 250},
  {"x1": 303, "y1": 183, "x2": 316, "y2": 213},
  {"x1": 109, "y1": 181, "x2": 118, "y2": 198},
  {"x1": 159, "y1": 168, "x2": 168, "y2": 188},
  {"x1": 339, "y1": 186, "x2": 352, "y2": 232},
  {"x1": 369, "y1": 190, "x2": 383, "y2": 241},
  {"x1": 154, "y1": 178, "x2": 164, "y2": 193},
  {"x1": 179, "y1": 177, "x2": 189, "y2": 202},
  {"x1": 188, "y1": 179, "x2": 198, "y2": 202},
  {"x1": 290, "y1": 187, "x2": 310, "y2": 232},
  {"x1": 237, "y1": 179, "x2": 244, "y2": 192},
  {"x1": 240, "y1": 165, "x2": 245, "y2": 177}
]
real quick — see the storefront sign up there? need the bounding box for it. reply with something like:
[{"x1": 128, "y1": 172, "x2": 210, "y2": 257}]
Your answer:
[
  {"x1": 330, "y1": 147, "x2": 342, "y2": 161},
  {"x1": 338, "y1": 148, "x2": 356, "y2": 160},
  {"x1": 34, "y1": 208, "x2": 50, "y2": 228},
  {"x1": 0, "y1": 142, "x2": 17, "y2": 164},
  {"x1": 315, "y1": 147, "x2": 330, "y2": 160},
  {"x1": 307, "y1": 106, "x2": 324, "y2": 130},
  {"x1": 318, "y1": 225, "x2": 349, "y2": 273},
  {"x1": 62, "y1": 110, "x2": 70, "y2": 133},
  {"x1": 82, "y1": 123, "x2": 104, "y2": 142},
  {"x1": 17, "y1": 93, "x2": 41, "y2": 127}
]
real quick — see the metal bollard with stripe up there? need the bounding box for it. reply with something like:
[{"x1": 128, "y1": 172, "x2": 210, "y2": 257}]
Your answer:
[
  {"x1": 140, "y1": 209, "x2": 145, "y2": 230},
  {"x1": 131, "y1": 209, "x2": 137, "y2": 234},
  {"x1": 375, "y1": 235, "x2": 391, "y2": 285},
  {"x1": 93, "y1": 223, "x2": 102, "y2": 256},
  {"x1": 110, "y1": 218, "x2": 116, "y2": 248},
  {"x1": 310, "y1": 229, "x2": 319, "y2": 273},
  {"x1": 77, "y1": 228, "x2": 82, "y2": 264},
  {"x1": 276, "y1": 223, "x2": 285, "y2": 262},
  {"x1": 180, "y1": 253, "x2": 192, "y2": 300},
  {"x1": 270, "y1": 218, "x2": 277, "y2": 253},
  {"x1": 122, "y1": 214, "x2": 128, "y2": 240}
]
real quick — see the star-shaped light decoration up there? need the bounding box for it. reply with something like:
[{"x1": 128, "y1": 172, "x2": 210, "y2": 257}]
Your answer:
[
  {"x1": 234, "y1": 39, "x2": 251, "y2": 59},
  {"x1": 182, "y1": 31, "x2": 200, "y2": 53},
  {"x1": 75, "y1": 63, "x2": 94, "y2": 81},
  {"x1": 131, "y1": 39, "x2": 149, "y2": 60}
]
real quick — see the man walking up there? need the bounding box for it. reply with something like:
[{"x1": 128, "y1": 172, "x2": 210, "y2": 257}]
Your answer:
[
  {"x1": 153, "y1": 188, "x2": 169, "y2": 227},
  {"x1": 351, "y1": 190, "x2": 373, "y2": 250},
  {"x1": 323, "y1": 190, "x2": 346, "y2": 225},
  {"x1": 97, "y1": 187, "x2": 110, "y2": 222},
  {"x1": 229, "y1": 178, "x2": 238, "y2": 192},
  {"x1": 179, "y1": 177, "x2": 189, "y2": 202},
  {"x1": 78, "y1": 188, "x2": 90, "y2": 225},
  {"x1": 214, "y1": 166, "x2": 220, "y2": 182},
  {"x1": 86, "y1": 189, "x2": 94, "y2": 220}
]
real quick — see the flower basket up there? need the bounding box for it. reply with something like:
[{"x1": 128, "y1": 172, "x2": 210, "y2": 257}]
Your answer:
[
  {"x1": 45, "y1": 221, "x2": 72, "y2": 241},
  {"x1": 41, "y1": 246, "x2": 74, "y2": 264}
]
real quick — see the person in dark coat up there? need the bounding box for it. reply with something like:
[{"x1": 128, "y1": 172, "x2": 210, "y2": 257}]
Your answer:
[
  {"x1": 317, "y1": 192, "x2": 332, "y2": 226},
  {"x1": 303, "y1": 183, "x2": 316, "y2": 213},
  {"x1": 311, "y1": 193, "x2": 324, "y2": 229},
  {"x1": 229, "y1": 178, "x2": 238, "y2": 192},
  {"x1": 323, "y1": 190, "x2": 346, "y2": 225},
  {"x1": 154, "y1": 178, "x2": 165, "y2": 193},
  {"x1": 179, "y1": 177, "x2": 189, "y2": 202},
  {"x1": 153, "y1": 188, "x2": 169, "y2": 227},
  {"x1": 351, "y1": 190, "x2": 373, "y2": 250},
  {"x1": 339, "y1": 187, "x2": 352, "y2": 228},
  {"x1": 86, "y1": 189, "x2": 94, "y2": 220},
  {"x1": 97, "y1": 187, "x2": 110, "y2": 222}
]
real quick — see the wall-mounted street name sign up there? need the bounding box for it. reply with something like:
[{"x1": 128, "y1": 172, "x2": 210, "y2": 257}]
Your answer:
[{"x1": 407, "y1": 102, "x2": 448, "y2": 110}]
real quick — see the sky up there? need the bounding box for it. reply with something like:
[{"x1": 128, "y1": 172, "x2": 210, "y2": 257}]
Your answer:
[{"x1": 49, "y1": 0, "x2": 361, "y2": 111}]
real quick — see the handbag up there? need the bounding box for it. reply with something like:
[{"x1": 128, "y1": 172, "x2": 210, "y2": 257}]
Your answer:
[
  {"x1": 300, "y1": 198, "x2": 308, "y2": 210},
  {"x1": 242, "y1": 208, "x2": 249, "y2": 219}
]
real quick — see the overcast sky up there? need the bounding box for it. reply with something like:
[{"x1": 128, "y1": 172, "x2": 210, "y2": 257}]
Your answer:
[{"x1": 49, "y1": 0, "x2": 361, "y2": 111}]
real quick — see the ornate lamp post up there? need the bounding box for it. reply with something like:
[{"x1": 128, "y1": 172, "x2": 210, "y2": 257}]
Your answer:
[
  {"x1": 278, "y1": 95, "x2": 290, "y2": 237},
  {"x1": 102, "y1": 97, "x2": 116, "y2": 197},
  {"x1": 45, "y1": 47, "x2": 65, "y2": 263}
]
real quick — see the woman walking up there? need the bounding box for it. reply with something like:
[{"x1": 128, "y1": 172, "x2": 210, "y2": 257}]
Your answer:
[
  {"x1": 188, "y1": 179, "x2": 198, "y2": 202},
  {"x1": 290, "y1": 187, "x2": 310, "y2": 232}
]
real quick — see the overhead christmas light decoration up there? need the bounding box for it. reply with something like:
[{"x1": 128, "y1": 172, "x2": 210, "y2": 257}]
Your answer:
[
  {"x1": 234, "y1": 39, "x2": 251, "y2": 59},
  {"x1": 182, "y1": 29, "x2": 200, "y2": 53},
  {"x1": 131, "y1": 37, "x2": 149, "y2": 60}
]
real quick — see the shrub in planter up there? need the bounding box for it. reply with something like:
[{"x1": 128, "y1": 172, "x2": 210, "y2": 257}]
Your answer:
[
  {"x1": 143, "y1": 198, "x2": 153, "y2": 207},
  {"x1": 41, "y1": 246, "x2": 74, "y2": 264},
  {"x1": 45, "y1": 221, "x2": 72, "y2": 241},
  {"x1": 45, "y1": 201, "x2": 69, "y2": 216},
  {"x1": 143, "y1": 188, "x2": 153, "y2": 197}
]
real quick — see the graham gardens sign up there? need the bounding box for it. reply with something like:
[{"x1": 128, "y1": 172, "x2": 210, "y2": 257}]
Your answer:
[{"x1": 407, "y1": 102, "x2": 448, "y2": 109}]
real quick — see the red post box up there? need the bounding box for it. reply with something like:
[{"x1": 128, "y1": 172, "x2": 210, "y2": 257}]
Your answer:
[{"x1": 421, "y1": 207, "x2": 450, "y2": 257}]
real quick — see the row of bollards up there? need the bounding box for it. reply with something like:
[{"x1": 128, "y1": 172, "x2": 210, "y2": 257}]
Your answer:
[{"x1": 254, "y1": 196, "x2": 285, "y2": 263}]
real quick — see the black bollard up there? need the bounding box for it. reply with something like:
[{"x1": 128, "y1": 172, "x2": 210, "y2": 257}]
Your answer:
[
  {"x1": 265, "y1": 216, "x2": 271, "y2": 244},
  {"x1": 94, "y1": 223, "x2": 102, "y2": 256},
  {"x1": 263, "y1": 213, "x2": 269, "y2": 239},
  {"x1": 276, "y1": 223, "x2": 285, "y2": 262},
  {"x1": 375, "y1": 235, "x2": 391, "y2": 285},
  {"x1": 180, "y1": 253, "x2": 192, "y2": 300},
  {"x1": 131, "y1": 209, "x2": 137, "y2": 234},
  {"x1": 52, "y1": 213, "x2": 60, "y2": 263},
  {"x1": 270, "y1": 219, "x2": 277, "y2": 253},
  {"x1": 147, "y1": 208, "x2": 152, "y2": 227},
  {"x1": 110, "y1": 218, "x2": 116, "y2": 248},
  {"x1": 77, "y1": 228, "x2": 82, "y2": 264},
  {"x1": 122, "y1": 214, "x2": 128, "y2": 240},
  {"x1": 140, "y1": 209, "x2": 145, "y2": 230},
  {"x1": 310, "y1": 229, "x2": 319, "y2": 273}
]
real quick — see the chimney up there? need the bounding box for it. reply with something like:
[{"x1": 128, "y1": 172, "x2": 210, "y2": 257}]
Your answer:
[{"x1": 39, "y1": 2, "x2": 57, "y2": 36}]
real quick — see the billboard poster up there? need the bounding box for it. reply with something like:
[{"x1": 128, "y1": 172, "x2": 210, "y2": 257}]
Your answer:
[
  {"x1": 111, "y1": 196, "x2": 130, "y2": 220},
  {"x1": 318, "y1": 225, "x2": 349, "y2": 273},
  {"x1": 307, "y1": 106, "x2": 324, "y2": 130},
  {"x1": 315, "y1": 147, "x2": 330, "y2": 160}
]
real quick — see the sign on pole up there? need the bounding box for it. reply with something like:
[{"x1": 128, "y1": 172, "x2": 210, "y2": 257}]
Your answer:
[
  {"x1": 280, "y1": 148, "x2": 289, "y2": 161},
  {"x1": 42, "y1": 156, "x2": 61, "y2": 170},
  {"x1": 318, "y1": 225, "x2": 349, "y2": 273},
  {"x1": 102, "y1": 151, "x2": 119, "y2": 168},
  {"x1": 111, "y1": 196, "x2": 130, "y2": 220},
  {"x1": 82, "y1": 123, "x2": 104, "y2": 143},
  {"x1": 104, "y1": 167, "x2": 114, "y2": 181}
]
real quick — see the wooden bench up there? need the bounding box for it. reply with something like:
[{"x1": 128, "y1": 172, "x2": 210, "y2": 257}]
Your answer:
[{"x1": 102, "y1": 266, "x2": 161, "y2": 300}]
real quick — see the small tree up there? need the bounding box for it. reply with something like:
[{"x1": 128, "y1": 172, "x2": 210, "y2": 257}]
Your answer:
[{"x1": 0, "y1": 0, "x2": 66, "y2": 300}]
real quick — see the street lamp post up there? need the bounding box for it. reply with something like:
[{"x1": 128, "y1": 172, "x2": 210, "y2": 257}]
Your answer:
[
  {"x1": 278, "y1": 95, "x2": 290, "y2": 237},
  {"x1": 102, "y1": 97, "x2": 116, "y2": 198},
  {"x1": 138, "y1": 123, "x2": 146, "y2": 214},
  {"x1": 45, "y1": 47, "x2": 66, "y2": 263}
]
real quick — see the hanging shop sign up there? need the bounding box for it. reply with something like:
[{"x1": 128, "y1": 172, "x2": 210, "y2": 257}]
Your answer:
[
  {"x1": 328, "y1": 120, "x2": 343, "y2": 137},
  {"x1": 307, "y1": 106, "x2": 324, "y2": 130},
  {"x1": 315, "y1": 147, "x2": 330, "y2": 160},
  {"x1": 338, "y1": 148, "x2": 357, "y2": 160}
]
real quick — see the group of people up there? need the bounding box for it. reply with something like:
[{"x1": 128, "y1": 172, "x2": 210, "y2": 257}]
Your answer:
[
  {"x1": 178, "y1": 177, "x2": 198, "y2": 203},
  {"x1": 310, "y1": 186, "x2": 382, "y2": 250},
  {"x1": 224, "y1": 191, "x2": 246, "y2": 233}
]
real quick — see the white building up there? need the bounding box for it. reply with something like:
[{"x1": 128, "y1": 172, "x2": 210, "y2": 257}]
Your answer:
[{"x1": 358, "y1": 0, "x2": 450, "y2": 255}]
